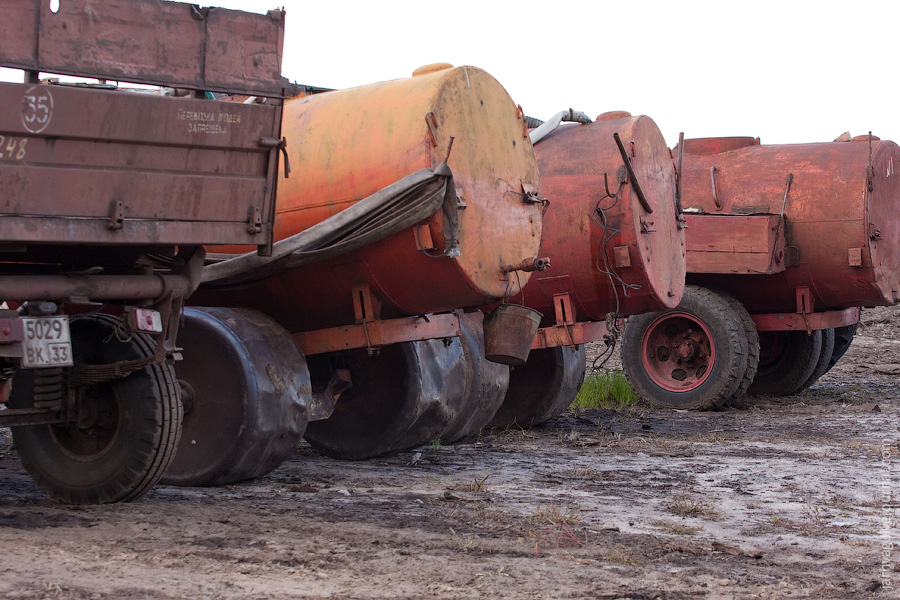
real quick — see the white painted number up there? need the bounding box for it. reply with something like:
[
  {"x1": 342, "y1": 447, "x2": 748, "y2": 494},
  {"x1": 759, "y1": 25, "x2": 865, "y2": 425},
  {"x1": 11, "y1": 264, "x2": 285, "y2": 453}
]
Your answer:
[{"x1": 21, "y1": 87, "x2": 54, "y2": 134}]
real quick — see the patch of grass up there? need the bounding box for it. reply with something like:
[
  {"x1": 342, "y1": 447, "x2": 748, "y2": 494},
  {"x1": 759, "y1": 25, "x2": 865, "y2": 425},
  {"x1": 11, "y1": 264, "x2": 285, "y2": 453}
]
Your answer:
[
  {"x1": 430, "y1": 438, "x2": 442, "y2": 450},
  {"x1": 571, "y1": 369, "x2": 638, "y2": 411},
  {"x1": 522, "y1": 505, "x2": 585, "y2": 553},
  {"x1": 652, "y1": 519, "x2": 702, "y2": 535},
  {"x1": 450, "y1": 473, "x2": 491, "y2": 494},
  {"x1": 567, "y1": 465, "x2": 605, "y2": 481},
  {"x1": 448, "y1": 528, "x2": 482, "y2": 554},
  {"x1": 601, "y1": 546, "x2": 644, "y2": 566},
  {"x1": 666, "y1": 496, "x2": 723, "y2": 521}
]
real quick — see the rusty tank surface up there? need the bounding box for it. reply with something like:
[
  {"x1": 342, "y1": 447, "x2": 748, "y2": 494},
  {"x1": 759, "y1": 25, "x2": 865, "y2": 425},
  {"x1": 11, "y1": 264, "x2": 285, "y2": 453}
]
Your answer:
[
  {"x1": 197, "y1": 64, "x2": 544, "y2": 331},
  {"x1": 622, "y1": 134, "x2": 900, "y2": 410},
  {"x1": 486, "y1": 111, "x2": 685, "y2": 429},
  {"x1": 679, "y1": 136, "x2": 900, "y2": 311},
  {"x1": 522, "y1": 113, "x2": 685, "y2": 322}
]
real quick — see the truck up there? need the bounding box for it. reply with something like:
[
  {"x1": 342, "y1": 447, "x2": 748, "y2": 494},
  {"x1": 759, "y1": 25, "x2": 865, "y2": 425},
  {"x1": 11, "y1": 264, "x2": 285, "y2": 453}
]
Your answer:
[{"x1": 0, "y1": 0, "x2": 287, "y2": 502}]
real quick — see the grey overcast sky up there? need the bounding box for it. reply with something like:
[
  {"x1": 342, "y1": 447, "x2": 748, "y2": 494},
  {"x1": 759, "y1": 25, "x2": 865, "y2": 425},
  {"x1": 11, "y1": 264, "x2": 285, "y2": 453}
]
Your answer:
[{"x1": 4, "y1": 0, "x2": 898, "y2": 147}]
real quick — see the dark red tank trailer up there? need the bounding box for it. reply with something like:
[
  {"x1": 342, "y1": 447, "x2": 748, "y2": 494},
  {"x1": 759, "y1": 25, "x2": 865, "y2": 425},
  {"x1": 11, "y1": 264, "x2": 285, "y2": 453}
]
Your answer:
[
  {"x1": 0, "y1": 0, "x2": 287, "y2": 502},
  {"x1": 621, "y1": 135, "x2": 900, "y2": 409},
  {"x1": 486, "y1": 111, "x2": 687, "y2": 428}
]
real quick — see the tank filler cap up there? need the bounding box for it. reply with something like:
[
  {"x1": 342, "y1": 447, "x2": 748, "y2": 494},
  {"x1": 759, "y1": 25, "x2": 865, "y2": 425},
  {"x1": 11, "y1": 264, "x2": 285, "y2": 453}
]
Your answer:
[
  {"x1": 412, "y1": 63, "x2": 454, "y2": 77},
  {"x1": 596, "y1": 110, "x2": 632, "y2": 121}
]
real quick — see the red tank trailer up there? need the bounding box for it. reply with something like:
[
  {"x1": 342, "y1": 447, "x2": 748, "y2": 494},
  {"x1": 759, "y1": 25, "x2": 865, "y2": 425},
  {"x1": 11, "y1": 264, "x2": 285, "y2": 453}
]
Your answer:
[
  {"x1": 622, "y1": 134, "x2": 900, "y2": 409},
  {"x1": 166, "y1": 64, "x2": 547, "y2": 481},
  {"x1": 487, "y1": 111, "x2": 686, "y2": 428},
  {"x1": 0, "y1": 0, "x2": 288, "y2": 503}
]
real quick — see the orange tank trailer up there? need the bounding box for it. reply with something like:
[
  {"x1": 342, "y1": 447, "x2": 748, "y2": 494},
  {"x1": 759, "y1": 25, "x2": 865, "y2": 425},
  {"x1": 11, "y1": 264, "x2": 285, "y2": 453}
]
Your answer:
[
  {"x1": 487, "y1": 112, "x2": 686, "y2": 428},
  {"x1": 197, "y1": 64, "x2": 543, "y2": 332},
  {"x1": 171, "y1": 65, "x2": 545, "y2": 473},
  {"x1": 621, "y1": 134, "x2": 900, "y2": 409}
]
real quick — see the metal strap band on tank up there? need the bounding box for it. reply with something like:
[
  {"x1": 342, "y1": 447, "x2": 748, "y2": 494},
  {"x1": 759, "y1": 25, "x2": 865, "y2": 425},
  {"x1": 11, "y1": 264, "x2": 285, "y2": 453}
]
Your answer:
[
  {"x1": 770, "y1": 173, "x2": 794, "y2": 267},
  {"x1": 613, "y1": 133, "x2": 653, "y2": 214}
]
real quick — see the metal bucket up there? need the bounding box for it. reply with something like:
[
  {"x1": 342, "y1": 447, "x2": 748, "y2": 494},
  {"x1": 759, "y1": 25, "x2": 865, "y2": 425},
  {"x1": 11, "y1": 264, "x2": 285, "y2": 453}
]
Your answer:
[{"x1": 483, "y1": 304, "x2": 542, "y2": 367}]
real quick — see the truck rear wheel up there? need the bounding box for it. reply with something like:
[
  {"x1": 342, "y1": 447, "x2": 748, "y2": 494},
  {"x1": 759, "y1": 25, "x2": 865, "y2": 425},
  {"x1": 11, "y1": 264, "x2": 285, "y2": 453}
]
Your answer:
[
  {"x1": 824, "y1": 323, "x2": 858, "y2": 374},
  {"x1": 747, "y1": 330, "x2": 823, "y2": 396},
  {"x1": 162, "y1": 308, "x2": 312, "y2": 487},
  {"x1": 796, "y1": 328, "x2": 836, "y2": 392},
  {"x1": 9, "y1": 314, "x2": 181, "y2": 504},
  {"x1": 621, "y1": 286, "x2": 753, "y2": 410},
  {"x1": 487, "y1": 345, "x2": 586, "y2": 429}
]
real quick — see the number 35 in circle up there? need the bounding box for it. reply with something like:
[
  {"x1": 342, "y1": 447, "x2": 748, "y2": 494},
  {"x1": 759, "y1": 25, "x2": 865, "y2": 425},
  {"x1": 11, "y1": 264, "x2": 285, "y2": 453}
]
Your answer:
[{"x1": 22, "y1": 87, "x2": 54, "y2": 134}]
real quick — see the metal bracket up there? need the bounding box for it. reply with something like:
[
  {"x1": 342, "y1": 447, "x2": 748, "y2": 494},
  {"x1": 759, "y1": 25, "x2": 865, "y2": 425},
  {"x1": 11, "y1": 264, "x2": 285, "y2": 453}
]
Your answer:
[
  {"x1": 553, "y1": 293, "x2": 577, "y2": 326},
  {"x1": 258, "y1": 136, "x2": 291, "y2": 178},
  {"x1": 517, "y1": 104, "x2": 528, "y2": 139},
  {"x1": 521, "y1": 182, "x2": 543, "y2": 204},
  {"x1": 352, "y1": 284, "x2": 377, "y2": 324},
  {"x1": 107, "y1": 200, "x2": 124, "y2": 230},
  {"x1": 869, "y1": 223, "x2": 882, "y2": 242},
  {"x1": 425, "y1": 111, "x2": 439, "y2": 147},
  {"x1": 795, "y1": 286, "x2": 813, "y2": 314},
  {"x1": 246, "y1": 206, "x2": 262, "y2": 234},
  {"x1": 710, "y1": 166, "x2": 722, "y2": 210},
  {"x1": 639, "y1": 218, "x2": 656, "y2": 234},
  {"x1": 456, "y1": 188, "x2": 467, "y2": 210}
]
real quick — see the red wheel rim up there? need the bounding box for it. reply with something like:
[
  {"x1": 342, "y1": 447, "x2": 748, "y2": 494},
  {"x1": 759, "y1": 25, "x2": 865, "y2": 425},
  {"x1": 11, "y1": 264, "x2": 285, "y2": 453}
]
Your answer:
[{"x1": 640, "y1": 311, "x2": 716, "y2": 392}]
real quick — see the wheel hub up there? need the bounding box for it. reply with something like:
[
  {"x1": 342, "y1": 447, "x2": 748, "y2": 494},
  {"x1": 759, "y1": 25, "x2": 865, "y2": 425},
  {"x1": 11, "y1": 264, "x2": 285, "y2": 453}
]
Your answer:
[{"x1": 642, "y1": 312, "x2": 716, "y2": 392}]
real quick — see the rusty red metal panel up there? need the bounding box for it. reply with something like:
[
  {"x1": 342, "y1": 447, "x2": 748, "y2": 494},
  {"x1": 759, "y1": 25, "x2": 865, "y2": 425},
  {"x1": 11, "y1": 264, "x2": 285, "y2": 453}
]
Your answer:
[
  {"x1": 0, "y1": 0, "x2": 286, "y2": 97},
  {"x1": 292, "y1": 313, "x2": 462, "y2": 356},
  {"x1": 681, "y1": 137, "x2": 900, "y2": 311},
  {"x1": 0, "y1": 81, "x2": 280, "y2": 246},
  {"x1": 751, "y1": 307, "x2": 860, "y2": 332},
  {"x1": 531, "y1": 319, "x2": 610, "y2": 350},
  {"x1": 522, "y1": 115, "x2": 686, "y2": 324},
  {"x1": 684, "y1": 214, "x2": 786, "y2": 274}
]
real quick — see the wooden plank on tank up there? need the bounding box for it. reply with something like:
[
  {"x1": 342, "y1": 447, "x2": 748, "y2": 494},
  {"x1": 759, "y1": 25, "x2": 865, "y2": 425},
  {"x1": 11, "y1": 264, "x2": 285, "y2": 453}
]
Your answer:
[{"x1": 685, "y1": 214, "x2": 786, "y2": 274}]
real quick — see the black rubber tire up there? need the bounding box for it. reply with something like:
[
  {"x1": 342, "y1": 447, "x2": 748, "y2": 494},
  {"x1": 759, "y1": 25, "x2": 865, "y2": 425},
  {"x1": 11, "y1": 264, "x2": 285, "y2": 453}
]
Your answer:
[
  {"x1": 9, "y1": 314, "x2": 182, "y2": 504},
  {"x1": 621, "y1": 286, "x2": 752, "y2": 411},
  {"x1": 796, "y1": 328, "x2": 836, "y2": 392},
  {"x1": 304, "y1": 338, "x2": 466, "y2": 459},
  {"x1": 487, "y1": 345, "x2": 587, "y2": 429},
  {"x1": 747, "y1": 330, "x2": 823, "y2": 396},
  {"x1": 162, "y1": 308, "x2": 312, "y2": 487},
  {"x1": 823, "y1": 323, "x2": 858, "y2": 375},
  {"x1": 440, "y1": 311, "x2": 510, "y2": 443},
  {"x1": 723, "y1": 295, "x2": 760, "y2": 403}
]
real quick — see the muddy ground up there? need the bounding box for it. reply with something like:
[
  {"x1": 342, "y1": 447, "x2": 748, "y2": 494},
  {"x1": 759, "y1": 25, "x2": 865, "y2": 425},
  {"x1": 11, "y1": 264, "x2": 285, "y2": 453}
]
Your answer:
[{"x1": 1, "y1": 307, "x2": 898, "y2": 600}]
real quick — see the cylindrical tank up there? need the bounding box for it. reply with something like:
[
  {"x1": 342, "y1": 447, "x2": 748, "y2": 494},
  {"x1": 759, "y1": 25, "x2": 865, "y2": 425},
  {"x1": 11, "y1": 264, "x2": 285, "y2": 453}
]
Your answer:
[
  {"x1": 680, "y1": 136, "x2": 900, "y2": 311},
  {"x1": 520, "y1": 113, "x2": 685, "y2": 325},
  {"x1": 197, "y1": 65, "x2": 543, "y2": 332}
]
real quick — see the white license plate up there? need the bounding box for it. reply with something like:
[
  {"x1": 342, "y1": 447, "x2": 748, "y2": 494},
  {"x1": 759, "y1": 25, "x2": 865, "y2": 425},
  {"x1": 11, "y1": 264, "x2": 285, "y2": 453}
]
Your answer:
[{"x1": 21, "y1": 316, "x2": 74, "y2": 368}]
